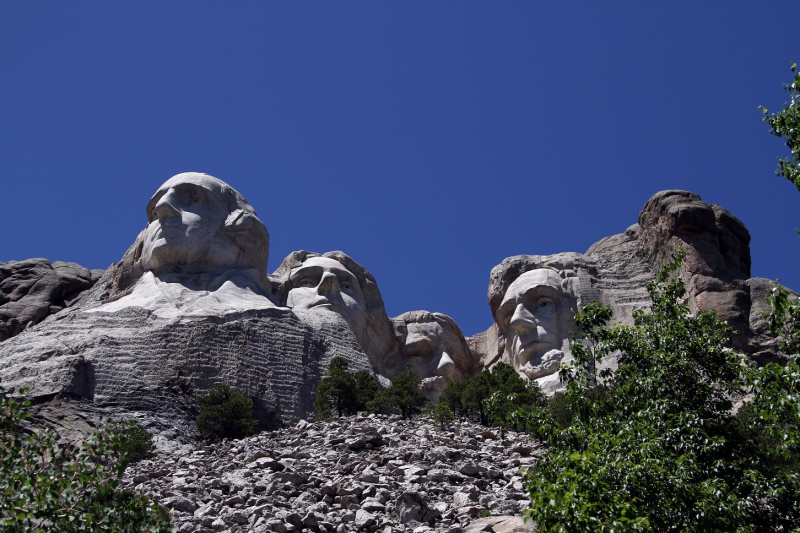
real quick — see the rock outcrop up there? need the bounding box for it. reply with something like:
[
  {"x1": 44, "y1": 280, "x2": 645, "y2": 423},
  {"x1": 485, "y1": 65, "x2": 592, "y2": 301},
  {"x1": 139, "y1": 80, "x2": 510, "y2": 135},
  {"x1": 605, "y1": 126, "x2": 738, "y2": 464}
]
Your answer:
[
  {"x1": 121, "y1": 414, "x2": 538, "y2": 533},
  {"x1": 0, "y1": 258, "x2": 104, "y2": 341},
  {"x1": 1, "y1": 182, "x2": 793, "y2": 436},
  {"x1": 472, "y1": 189, "x2": 793, "y2": 383},
  {"x1": 0, "y1": 174, "x2": 376, "y2": 429}
]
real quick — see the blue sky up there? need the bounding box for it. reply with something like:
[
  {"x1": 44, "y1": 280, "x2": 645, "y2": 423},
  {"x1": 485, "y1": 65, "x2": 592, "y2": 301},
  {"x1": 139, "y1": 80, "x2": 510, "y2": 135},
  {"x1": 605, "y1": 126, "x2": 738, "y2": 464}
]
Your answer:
[{"x1": 2, "y1": 2, "x2": 799, "y2": 336}]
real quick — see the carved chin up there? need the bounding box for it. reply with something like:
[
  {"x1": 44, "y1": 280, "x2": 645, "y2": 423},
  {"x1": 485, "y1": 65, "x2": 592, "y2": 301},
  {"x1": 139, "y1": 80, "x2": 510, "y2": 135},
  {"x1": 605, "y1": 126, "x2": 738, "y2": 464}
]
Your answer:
[{"x1": 520, "y1": 349, "x2": 564, "y2": 380}]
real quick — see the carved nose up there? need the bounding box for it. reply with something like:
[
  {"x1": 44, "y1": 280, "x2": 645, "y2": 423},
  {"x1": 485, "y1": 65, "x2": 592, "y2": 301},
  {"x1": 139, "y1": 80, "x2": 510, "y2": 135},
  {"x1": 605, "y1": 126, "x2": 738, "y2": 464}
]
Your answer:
[
  {"x1": 435, "y1": 351, "x2": 456, "y2": 380},
  {"x1": 510, "y1": 303, "x2": 537, "y2": 336},
  {"x1": 316, "y1": 272, "x2": 341, "y2": 297},
  {"x1": 153, "y1": 190, "x2": 180, "y2": 220}
]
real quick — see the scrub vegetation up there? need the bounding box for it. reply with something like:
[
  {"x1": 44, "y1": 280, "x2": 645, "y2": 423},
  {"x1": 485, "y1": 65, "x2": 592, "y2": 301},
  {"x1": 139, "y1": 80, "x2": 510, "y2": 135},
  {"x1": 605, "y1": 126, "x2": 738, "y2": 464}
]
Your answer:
[
  {"x1": 195, "y1": 383, "x2": 258, "y2": 442},
  {"x1": 0, "y1": 386, "x2": 173, "y2": 532}
]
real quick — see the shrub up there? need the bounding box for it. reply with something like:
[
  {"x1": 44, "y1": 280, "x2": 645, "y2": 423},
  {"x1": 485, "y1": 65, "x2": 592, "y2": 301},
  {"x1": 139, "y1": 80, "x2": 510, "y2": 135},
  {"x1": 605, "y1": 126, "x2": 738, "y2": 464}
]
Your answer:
[
  {"x1": 196, "y1": 383, "x2": 257, "y2": 441},
  {"x1": 524, "y1": 250, "x2": 800, "y2": 532},
  {"x1": 353, "y1": 369, "x2": 381, "y2": 413},
  {"x1": 314, "y1": 357, "x2": 357, "y2": 418},
  {"x1": 433, "y1": 362, "x2": 546, "y2": 431},
  {"x1": 119, "y1": 420, "x2": 156, "y2": 463},
  {"x1": 0, "y1": 385, "x2": 173, "y2": 532},
  {"x1": 379, "y1": 363, "x2": 428, "y2": 419},
  {"x1": 315, "y1": 358, "x2": 382, "y2": 418}
]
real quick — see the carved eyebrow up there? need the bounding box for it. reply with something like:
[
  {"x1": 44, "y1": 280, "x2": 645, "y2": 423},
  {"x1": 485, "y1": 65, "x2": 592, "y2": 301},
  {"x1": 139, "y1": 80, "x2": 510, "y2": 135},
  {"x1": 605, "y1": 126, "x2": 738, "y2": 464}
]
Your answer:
[
  {"x1": 289, "y1": 265, "x2": 323, "y2": 282},
  {"x1": 336, "y1": 271, "x2": 360, "y2": 286}
]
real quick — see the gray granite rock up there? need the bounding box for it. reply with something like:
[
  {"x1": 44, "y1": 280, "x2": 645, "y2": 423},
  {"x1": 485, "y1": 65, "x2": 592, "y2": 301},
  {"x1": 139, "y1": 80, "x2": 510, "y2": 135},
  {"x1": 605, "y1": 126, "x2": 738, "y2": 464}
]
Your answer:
[
  {"x1": 472, "y1": 189, "x2": 795, "y2": 385},
  {"x1": 0, "y1": 258, "x2": 103, "y2": 341},
  {"x1": 0, "y1": 174, "x2": 375, "y2": 436},
  {"x1": 120, "y1": 414, "x2": 540, "y2": 532}
]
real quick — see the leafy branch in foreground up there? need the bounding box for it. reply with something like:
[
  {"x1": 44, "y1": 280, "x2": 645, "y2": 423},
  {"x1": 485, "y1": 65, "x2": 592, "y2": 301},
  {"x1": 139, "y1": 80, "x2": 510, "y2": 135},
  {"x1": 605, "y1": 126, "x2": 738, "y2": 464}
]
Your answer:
[
  {"x1": 761, "y1": 62, "x2": 800, "y2": 196},
  {"x1": 0, "y1": 385, "x2": 173, "y2": 532},
  {"x1": 525, "y1": 250, "x2": 800, "y2": 532},
  {"x1": 766, "y1": 283, "x2": 800, "y2": 356}
]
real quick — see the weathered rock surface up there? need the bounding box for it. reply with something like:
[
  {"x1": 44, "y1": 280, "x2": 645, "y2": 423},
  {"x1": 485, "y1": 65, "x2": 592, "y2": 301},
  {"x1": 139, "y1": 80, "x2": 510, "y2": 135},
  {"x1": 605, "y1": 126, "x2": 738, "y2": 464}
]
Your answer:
[
  {"x1": 472, "y1": 189, "x2": 794, "y2": 380},
  {"x1": 121, "y1": 414, "x2": 539, "y2": 533},
  {"x1": 0, "y1": 279, "x2": 372, "y2": 429},
  {"x1": 0, "y1": 258, "x2": 104, "y2": 341},
  {"x1": 0, "y1": 174, "x2": 376, "y2": 429}
]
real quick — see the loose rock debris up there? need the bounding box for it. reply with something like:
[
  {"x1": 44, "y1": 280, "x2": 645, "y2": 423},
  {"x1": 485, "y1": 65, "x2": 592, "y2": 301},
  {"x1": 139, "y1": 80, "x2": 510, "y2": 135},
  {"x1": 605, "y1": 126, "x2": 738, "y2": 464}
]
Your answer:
[{"x1": 122, "y1": 414, "x2": 541, "y2": 532}]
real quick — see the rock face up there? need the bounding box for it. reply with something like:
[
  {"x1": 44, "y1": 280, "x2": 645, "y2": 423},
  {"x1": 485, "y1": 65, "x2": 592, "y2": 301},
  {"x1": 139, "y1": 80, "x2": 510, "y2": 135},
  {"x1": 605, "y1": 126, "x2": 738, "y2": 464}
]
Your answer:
[
  {"x1": 0, "y1": 174, "x2": 375, "y2": 429},
  {"x1": 389, "y1": 311, "x2": 476, "y2": 402},
  {"x1": 473, "y1": 189, "x2": 792, "y2": 384},
  {"x1": 0, "y1": 258, "x2": 104, "y2": 341},
  {"x1": 270, "y1": 251, "x2": 478, "y2": 389},
  {"x1": 1, "y1": 182, "x2": 793, "y2": 434},
  {"x1": 270, "y1": 250, "x2": 399, "y2": 374},
  {"x1": 120, "y1": 414, "x2": 539, "y2": 533}
]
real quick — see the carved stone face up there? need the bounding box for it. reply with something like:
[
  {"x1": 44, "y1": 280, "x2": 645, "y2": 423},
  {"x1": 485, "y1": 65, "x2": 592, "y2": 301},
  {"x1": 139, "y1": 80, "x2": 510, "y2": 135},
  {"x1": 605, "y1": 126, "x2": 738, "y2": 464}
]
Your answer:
[
  {"x1": 141, "y1": 173, "x2": 243, "y2": 273},
  {"x1": 391, "y1": 312, "x2": 469, "y2": 401},
  {"x1": 496, "y1": 269, "x2": 567, "y2": 379},
  {"x1": 287, "y1": 257, "x2": 367, "y2": 343}
]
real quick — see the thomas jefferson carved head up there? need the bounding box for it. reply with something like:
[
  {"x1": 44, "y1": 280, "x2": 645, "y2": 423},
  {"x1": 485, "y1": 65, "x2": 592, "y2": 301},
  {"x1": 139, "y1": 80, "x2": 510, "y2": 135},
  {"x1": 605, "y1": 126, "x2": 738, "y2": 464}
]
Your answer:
[
  {"x1": 390, "y1": 311, "x2": 472, "y2": 401},
  {"x1": 287, "y1": 256, "x2": 368, "y2": 342},
  {"x1": 139, "y1": 173, "x2": 269, "y2": 278},
  {"x1": 272, "y1": 251, "x2": 396, "y2": 366}
]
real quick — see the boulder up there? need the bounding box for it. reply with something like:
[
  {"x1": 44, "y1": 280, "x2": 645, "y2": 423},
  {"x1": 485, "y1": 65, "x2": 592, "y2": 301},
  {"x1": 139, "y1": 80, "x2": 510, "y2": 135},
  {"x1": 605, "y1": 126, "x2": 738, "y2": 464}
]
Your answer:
[{"x1": 0, "y1": 258, "x2": 103, "y2": 341}]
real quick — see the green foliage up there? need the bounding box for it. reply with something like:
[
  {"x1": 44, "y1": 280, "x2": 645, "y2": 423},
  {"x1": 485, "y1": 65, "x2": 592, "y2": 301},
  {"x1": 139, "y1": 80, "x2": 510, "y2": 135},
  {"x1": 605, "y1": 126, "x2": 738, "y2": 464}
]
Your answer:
[
  {"x1": 461, "y1": 371, "x2": 494, "y2": 425},
  {"x1": 315, "y1": 357, "x2": 357, "y2": 418},
  {"x1": 432, "y1": 362, "x2": 546, "y2": 432},
  {"x1": 118, "y1": 421, "x2": 156, "y2": 464},
  {"x1": 482, "y1": 363, "x2": 547, "y2": 433},
  {"x1": 766, "y1": 283, "x2": 800, "y2": 356},
  {"x1": 380, "y1": 363, "x2": 428, "y2": 419},
  {"x1": 314, "y1": 357, "x2": 381, "y2": 418},
  {"x1": 195, "y1": 383, "x2": 257, "y2": 442},
  {"x1": 761, "y1": 63, "x2": 800, "y2": 195},
  {"x1": 0, "y1": 385, "x2": 173, "y2": 532},
  {"x1": 353, "y1": 369, "x2": 381, "y2": 413},
  {"x1": 525, "y1": 250, "x2": 800, "y2": 532},
  {"x1": 434, "y1": 377, "x2": 466, "y2": 428}
]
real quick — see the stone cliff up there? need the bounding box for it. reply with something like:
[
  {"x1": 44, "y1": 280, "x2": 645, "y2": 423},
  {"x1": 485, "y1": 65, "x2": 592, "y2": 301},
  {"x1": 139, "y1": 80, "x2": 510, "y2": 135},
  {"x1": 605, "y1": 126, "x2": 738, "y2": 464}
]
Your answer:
[
  {"x1": 0, "y1": 180, "x2": 794, "y2": 437},
  {"x1": 470, "y1": 189, "x2": 792, "y2": 388}
]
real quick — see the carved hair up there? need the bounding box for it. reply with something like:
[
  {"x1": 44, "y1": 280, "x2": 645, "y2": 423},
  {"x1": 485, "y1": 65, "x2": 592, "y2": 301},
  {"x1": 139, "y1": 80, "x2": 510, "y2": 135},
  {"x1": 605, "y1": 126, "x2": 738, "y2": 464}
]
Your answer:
[{"x1": 487, "y1": 255, "x2": 581, "y2": 324}]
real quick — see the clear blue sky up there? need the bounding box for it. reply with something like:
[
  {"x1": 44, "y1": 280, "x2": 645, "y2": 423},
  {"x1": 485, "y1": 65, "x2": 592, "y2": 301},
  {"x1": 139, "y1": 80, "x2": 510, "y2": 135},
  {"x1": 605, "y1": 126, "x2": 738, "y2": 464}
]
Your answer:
[{"x1": 2, "y1": 2, "x2": 799, "y2": 336}]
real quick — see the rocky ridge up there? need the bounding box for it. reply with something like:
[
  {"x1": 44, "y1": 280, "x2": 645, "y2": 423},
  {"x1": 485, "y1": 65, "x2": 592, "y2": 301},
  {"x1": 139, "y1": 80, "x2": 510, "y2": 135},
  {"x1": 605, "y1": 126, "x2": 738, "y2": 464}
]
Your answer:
[
  {"x1": 122, "y1": 415, "x2": 537, "y2": 533},
  {"x1": 0, "y1": 258, "x2": 104, "y2": 342}
]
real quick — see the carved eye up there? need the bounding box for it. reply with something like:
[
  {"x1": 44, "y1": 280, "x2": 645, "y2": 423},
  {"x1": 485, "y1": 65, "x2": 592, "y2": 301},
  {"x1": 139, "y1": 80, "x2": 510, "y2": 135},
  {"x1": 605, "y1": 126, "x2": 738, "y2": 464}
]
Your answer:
[
  {"x1": 340, "y1": 281, "x2": 354, "y2": 291},
  {"x1": 297, "y1": 278, "x2": 315, "y2": 288},
  {"x1": 539, "y1": 301, "x2": 550, "y2": 308}
]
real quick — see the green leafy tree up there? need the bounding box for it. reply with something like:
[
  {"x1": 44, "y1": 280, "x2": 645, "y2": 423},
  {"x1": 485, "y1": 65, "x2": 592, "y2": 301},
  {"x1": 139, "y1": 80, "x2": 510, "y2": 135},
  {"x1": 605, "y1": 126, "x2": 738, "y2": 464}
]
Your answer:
[
  {"x1": 381, "y1": 363, "x2": 428, "y2": 419},
  {"x1": 761, "y1": 62, "x2": 800, "y2": 195},
  {"x1": 314, "y1": 357, "x2": 357, "y2": 418},
  {"x1": 766, "y1": 283, "x2": 800, "y2": 356},
  {"x1": 433, "y1": 396, "x2": 455, "y2": 429},
  {"x1": 435, "y1": 376, "x2": 466, "y2": 419},
  {"x1": 315, "y1": 358, "x2": 382, "y2": 418},
  {"x1": 0, "y1": 386, "x2": 173, "y2": 532},
  {"x1": 482, "y1": 363, "x2": 547, "y2": 432},
  {"x1": 525, "y1": 250, "x2": 800, "y2": 532},
  {"x1": 462, "y1": 371, "x2": 494, "y2": 425},
  {"x1": 196, "y1": 383, "x2": 257, "y2": 442}
]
